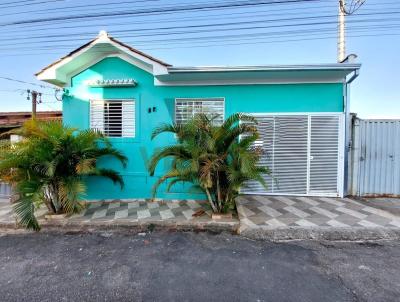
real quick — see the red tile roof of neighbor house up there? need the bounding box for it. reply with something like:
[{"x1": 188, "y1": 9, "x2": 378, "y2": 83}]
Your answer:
[{"x1": 0, "y1": 111, "x2": 62, "y2": 128}]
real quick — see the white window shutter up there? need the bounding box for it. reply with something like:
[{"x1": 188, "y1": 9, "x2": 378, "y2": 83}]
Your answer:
[
  {"x1": 122, "y1": 101, "x2": 135, "y2": 138},
  {"x1": 90, "y1": 100, "x2": 104, "y2": 133}
]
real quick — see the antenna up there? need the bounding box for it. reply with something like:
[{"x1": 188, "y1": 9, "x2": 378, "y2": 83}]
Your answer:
[{"x1": 338, "y1": 0, "x2": 366, "y2": 62}]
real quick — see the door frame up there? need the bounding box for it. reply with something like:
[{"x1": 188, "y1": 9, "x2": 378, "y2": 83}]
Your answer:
[{"x1": 242, "y1": 112, "x2": 345, "y2": 197}]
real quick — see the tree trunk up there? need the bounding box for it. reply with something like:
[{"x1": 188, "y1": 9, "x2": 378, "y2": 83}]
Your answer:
[
  {"x1": 9, "y1": 183, "x2": 19, "y2": 204},
  {"x1": 46, "y1": 183, "x2": 61, "y2": 214},
  {"x1": 216, "y1": 175, "x2": 223, "y2": 212},
  {"x1": 205, "y1": 188, "x2": 218, "y2": 213},
  {"x1": 43, "y1": 187, "x2": 56, "y2": 214}
]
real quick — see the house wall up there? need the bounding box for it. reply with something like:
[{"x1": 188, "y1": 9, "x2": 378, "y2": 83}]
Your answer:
[{"x1": 64, "y1": 57, "x2": 344, "y2": 200}]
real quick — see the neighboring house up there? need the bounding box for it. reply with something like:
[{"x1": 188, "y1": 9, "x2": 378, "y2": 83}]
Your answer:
[
  {"x1": 0, "y1": 111, "x2": 62, "y2": 199},
  {"x1": 0, "y1": 111, "x2": 62, "y2": 138},
  {"x1": 36, "y1": 31, "x2": 360, "y2": 200}
]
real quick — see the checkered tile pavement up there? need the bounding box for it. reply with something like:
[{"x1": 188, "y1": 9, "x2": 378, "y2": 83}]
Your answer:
[
  {"x1": 69, "y1": 199, "x2": 212, "y2": 222},
  {"x1": 0, "y1": 199, "x2": 238, "y2": 230},
  {"x1": 0, "y1": 201, "x2": 14, "y2": 223},
  {"x1": 0, "y1": 199, "x2": 215, "y2": 224},
  {"x1": 2, "y1": 197, "x2": 400, "y2": 232},
  {"x1": 236, "y1": 195, "x2": 400, "y2": 229}
]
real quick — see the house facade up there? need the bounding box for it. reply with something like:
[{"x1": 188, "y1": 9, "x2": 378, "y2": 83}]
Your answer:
[{"x1": 36, "y1": 31, "x2": 360, "y2": 200}]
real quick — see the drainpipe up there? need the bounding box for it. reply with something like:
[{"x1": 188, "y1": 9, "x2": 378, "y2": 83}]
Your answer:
[
  {"x1": 342, "y1": 64, "x2": 360, "y2": 197},
  {"x1": 346, "y1": 69, "x2": 360, "y2": 84}
]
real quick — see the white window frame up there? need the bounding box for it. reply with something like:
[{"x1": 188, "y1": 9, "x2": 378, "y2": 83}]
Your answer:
[
  {"x1": 174, "y1": 97, "x2": 225, "y2": 125},
  {"x1": 90, "y1": 99, "x2": 136, "y2": 138}
]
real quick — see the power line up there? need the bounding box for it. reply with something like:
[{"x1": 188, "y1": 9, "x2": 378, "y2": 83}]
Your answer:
[
  {"x1": 0, "y1": 0, "x2": 160, "y2": 16},
  {"x1": 0, "y1": 26, "x2": 399, "y2": 56},
  {"x1": 0, "y1": 76, "x2": 56, "y2": 89},
  {"x1": 1, "y1": 13, "x2": 400, "y2": 49},
  {"x1": 0, "y1": 0, "x2": 59, "y2": 6},
  {"x1": 0, "y1": 12, "x2": 350, "y2": 42},
  {"x1": 0, "y1": 0, "x2": 64, "y2": 10},
  {"x1": 2, "y1": 3, "x2": 340, "y2": 32},
  {"x1": 0, "y1": 31, "x2": 398, "y2": 58},
  {"x1": 2, "y1": 4, "x2": 398, "y2": 45},
  {"x1": 0, "y1": 0, "x2": 322, "y2": 27},
  {"x1": 1, "y1": 20, "x2": 400, "y2": 53},
  {"x1": 6, "y1": 3, "x2": 397, "y2": 40},
  {"x1": 0, "y1": 1, "x2": 395, "y2": 59},
  {"x1": 2, "y1": 9, "x2": 400, "y2": 46}
]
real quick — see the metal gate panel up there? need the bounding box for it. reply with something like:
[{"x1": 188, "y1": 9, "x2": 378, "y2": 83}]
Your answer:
[
  {"x1": 271, "y1": 115, "x2": 308, "y2": 194},
  {"x1": 351, "y1": 119, "x2": 400, "y2": 196},
  {"x1": 242, "y1": 113, "x2": 344, "y2": 197},
  {"x1": 309, "y1": 115, "x2": 342, "y2": 194},
  {"x1": 242, "y1": 116, "x2": 274, "y2": 193}
]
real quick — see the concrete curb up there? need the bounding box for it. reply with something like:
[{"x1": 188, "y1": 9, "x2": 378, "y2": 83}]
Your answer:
[
  {"x1": 0, "y1": 219, "x2": 240, "y2": 235},
  {"x1": 238, "y1": 225, "x2": 400, "y2": 241},
  {"x1": 4, "y1": 219, "x2": 400, "y2": 241}
]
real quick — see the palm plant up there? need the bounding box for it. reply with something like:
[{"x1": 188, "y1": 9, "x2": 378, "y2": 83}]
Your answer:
[
  {"x1": 0, "y1": 120, "x2": 127, "y2": 230},
  {"x1": 148, "y1": 113, "x2": 269, "y2": 213}
]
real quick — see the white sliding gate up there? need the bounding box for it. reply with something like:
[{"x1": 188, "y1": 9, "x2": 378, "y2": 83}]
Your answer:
[{"x1": 243, "y1": 113, "x2": 345, "y2": 197}]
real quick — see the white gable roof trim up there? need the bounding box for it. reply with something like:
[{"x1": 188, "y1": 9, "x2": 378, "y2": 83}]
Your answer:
[
  {"x1": 36, "y1": 31, "x2": 171, "y2": 87},
  {"x1": 36, "y1": 31, "x2": 361, "y2": 87}
]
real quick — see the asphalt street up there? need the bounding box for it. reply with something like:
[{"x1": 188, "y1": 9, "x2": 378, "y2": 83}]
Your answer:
[{"x1": 0, "y1": 231, "x2": 399, "y2": 302}]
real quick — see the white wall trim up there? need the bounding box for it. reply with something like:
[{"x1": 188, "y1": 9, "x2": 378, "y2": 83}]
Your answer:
[{"x1": 154, "y1": 78, "x2": 344, "y2": 86}]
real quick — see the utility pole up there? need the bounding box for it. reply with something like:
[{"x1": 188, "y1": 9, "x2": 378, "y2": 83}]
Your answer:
[
  {"x1": 338, "y1": 0, "x2": 346, "y2": 62},
  {"x1": 27, "y1": 90, "x2": 42, "y2": 119},
  {"x1": 338, "y1": 0, "x2": 366, "y2": 62}
]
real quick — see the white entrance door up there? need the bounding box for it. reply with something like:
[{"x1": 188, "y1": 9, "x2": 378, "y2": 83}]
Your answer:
[{"x1": 242, "y1": 113, "x2": 344, "y2": 197}]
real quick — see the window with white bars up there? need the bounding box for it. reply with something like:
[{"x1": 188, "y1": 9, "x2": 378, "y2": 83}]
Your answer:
[
  {"x1": 175, "y1": 98, "x2": 225, "y2": 125},
  {"x1": 90, "y1": 100, "x2": 135, "y2": 138}
]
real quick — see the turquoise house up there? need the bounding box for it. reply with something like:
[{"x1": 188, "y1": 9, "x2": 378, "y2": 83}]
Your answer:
[{"x1": 36, "y1": 31, "x2": 360, "y2": 200}]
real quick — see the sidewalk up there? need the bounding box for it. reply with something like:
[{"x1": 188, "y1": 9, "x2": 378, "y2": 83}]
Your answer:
[
  {"x1": 236, "y1": 195, "x2": 400, "y2": 240},
  {"x1": 2, "y1": 196, "x2": 400, "y2": 240},
  {"x1": 0, "y1": 199, "x2": 239, "y2": 233}
]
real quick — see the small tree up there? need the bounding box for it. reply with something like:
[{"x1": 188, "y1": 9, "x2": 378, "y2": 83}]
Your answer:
[
  {"x1": 0, "y1": 120, "x2": 127, "y2": 230},
  {"x1": 148, "y1": 113, "x2": 269, "y2": 213}
]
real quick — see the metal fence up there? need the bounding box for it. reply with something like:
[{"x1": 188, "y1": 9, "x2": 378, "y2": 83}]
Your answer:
[
  {"x1": 0, "y1": 182, "x2": 11, "y2": 199},
  {"x1": 0, "y1": 139, "x2": 10, "y2": 199},
  {"x1": 349, "y1": 118, "x2": 400, "y2": 197}
]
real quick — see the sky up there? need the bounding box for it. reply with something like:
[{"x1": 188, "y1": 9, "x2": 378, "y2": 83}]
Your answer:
[{"x1": 0, "y1": 0, "x2": 399, "y2": 119}]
